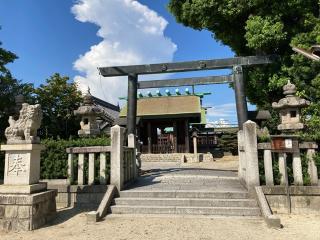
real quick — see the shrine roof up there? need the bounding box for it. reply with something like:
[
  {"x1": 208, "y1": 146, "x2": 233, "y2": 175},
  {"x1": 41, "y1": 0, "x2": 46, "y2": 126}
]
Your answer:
[{"x1": 119, "y1": 95, "x2": 201, "y2": 118}]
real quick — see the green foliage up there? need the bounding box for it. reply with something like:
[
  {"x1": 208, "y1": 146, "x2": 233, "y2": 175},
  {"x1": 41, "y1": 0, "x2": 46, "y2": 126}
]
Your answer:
[
  {"x1": 314, "y1": 152, "x2": 320, "y2": 177},
  {"x1": 0, "y1": 39, "x2": 34, "y2": 141},
  {"x1": 245, "y1": 16, "x2": 286, "y2": 51},
  {"x1": 257, "y1": 133, "x2": 271, "y2": 143},
  {"x1": 168, "y1": 0, "x2": 320, "y2": 138},
  {"x1": 40, "y1": 137, "x2": 110, "y2": 180},
  {"x1": 217, "y1": 129, "x2": 238, "y2": 155},
  {"x1": 34, "y1": 73, "x2": 82, "y2": 139},
  {"x1": 258, "y1": 152, "x2": 282, "y2": 185},
  {"x1": 272, "y1": 156, "x2": 281, "y2": 185}
]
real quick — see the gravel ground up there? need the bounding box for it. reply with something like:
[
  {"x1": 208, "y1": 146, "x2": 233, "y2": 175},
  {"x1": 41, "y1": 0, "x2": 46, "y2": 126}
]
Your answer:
[
  {"x1": 1, "y1": 211, "x2": 320, "y2": 240},
  {"x1": 1, "y1": 157, "x2": 319, "y2": 239}
]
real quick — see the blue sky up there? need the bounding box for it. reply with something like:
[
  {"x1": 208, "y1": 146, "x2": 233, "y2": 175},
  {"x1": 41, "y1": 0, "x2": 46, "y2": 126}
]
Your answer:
[{"x1": 0, "y1": 0, "x2": 252, "y2": 124}]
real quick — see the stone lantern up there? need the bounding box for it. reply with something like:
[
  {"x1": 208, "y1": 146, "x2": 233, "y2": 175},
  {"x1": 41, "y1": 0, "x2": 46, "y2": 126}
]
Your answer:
[
  {"x1": 74, "y1": 92, "x2": 102, "y2": 137},
  {"x1": 270, "y1": 80, "x2": 313, "y2": 186},
  {"x1": 272, "y1": 80, "x2": 310, "y2": 132},
  {"x1": 14, "y1": 94, "x2": 25, "y2": 119}
]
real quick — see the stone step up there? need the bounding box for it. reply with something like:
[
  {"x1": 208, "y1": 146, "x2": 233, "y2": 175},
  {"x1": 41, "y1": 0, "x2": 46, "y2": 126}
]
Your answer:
[
  {"x1": 110, "y1": 205, "x2": 261, "y2": 216},
  {"x1": 119, "y1": 190, "x2": 249, "y2": 199},
  {"x1": 114, "y1": 197, "x2": 258, "y2": 207}
]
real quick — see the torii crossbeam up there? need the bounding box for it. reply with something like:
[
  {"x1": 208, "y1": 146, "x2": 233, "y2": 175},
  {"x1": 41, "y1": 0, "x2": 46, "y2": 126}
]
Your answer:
[{"x1": 98, "y1": 55, "x2": 275, "y2": 134}]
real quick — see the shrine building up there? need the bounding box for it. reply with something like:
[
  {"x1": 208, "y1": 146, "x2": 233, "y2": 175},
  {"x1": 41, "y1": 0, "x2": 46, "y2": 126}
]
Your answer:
[{"x1": 116, "y1": 89, "x2": 220, "y2": 154}]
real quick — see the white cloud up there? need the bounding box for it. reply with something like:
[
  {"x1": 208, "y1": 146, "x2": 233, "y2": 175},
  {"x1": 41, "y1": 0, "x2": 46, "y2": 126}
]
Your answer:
[
  {"x1": 206, "y1": 102, "x2": 237, "y2": 121},
  {"x1": 71, "y1": 0, "x2": 177, "y2": 104}
]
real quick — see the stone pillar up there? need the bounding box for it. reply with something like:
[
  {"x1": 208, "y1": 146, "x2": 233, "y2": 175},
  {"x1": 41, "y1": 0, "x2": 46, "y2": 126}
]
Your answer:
[
  {"x1": 263, "y1": 149, "x2": 274, "y2": 186},
  {"x1": 128, "y1": 133, "x2": 138, "y2": 179},
  {"x1": 173, "y1": 121, "x2": 178, "y2": 153},
  {"x1": 243, "y1": 121, "x2": 260, "y2": 192},
  {"x1": 147, "y1": 121, "x2": 152, "y2": 153},
  {"x1": 110, "y1": 125, "x2": 125, "y2": 190},
  {"x1": 0, "y1": 144, "x2": 56, "y2": 231},
  {"x1": 127, "y1": 74, "x2": 138, "y2": 135},
  {"x1": 278, "y1": 153, "x2": 287, "y2": 185},
  {"x1": 237, "y1": 130, "x2": 246, "y2": 183},
  {"x1": 0, "y1": 104, "x2": 56, "y2": 231},
  {"x1": 307, "y1": 149, "x2": 318, "y2": 185},
  {"x1": 193, "y1": 133, "x2": 198, "y2": 162},
  {"x1": 88, "y1": 153, "x2": 95, "y2": 185},
  {"x1": 292, "y1": 151, "x2": 303, "y2": 186},
  {"x1": 1, "y1": 144, "x2": 45, "y2": 185},
  {"x1": 99, "y1": 152, "x2": 107, "y2": 184},
  {"x1": 185, "y1": 119, "x2": 190, "y2": 153},
  {"x1": 67, "y1": 153, "x2": 74, "y2": 184},
  {"x1": 78, "y1": 153, "x2": 85, "y2": 185},
  {"x1": 233, "y1": 65, "x2": 248, "y2": 130}
]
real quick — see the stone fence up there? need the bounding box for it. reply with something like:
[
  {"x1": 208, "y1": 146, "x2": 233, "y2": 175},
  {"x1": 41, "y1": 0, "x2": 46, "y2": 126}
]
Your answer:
[
  {"x1": 66, "y1": 146, "x2": 111, "y2": 185},
  {"x1": 238, "y1": 121, "x2": 319, "y2": 192},
  {"x1": 257, "y1": 142, "x2": 318, "y2": 186},
  {"x1": 66, "y1": 125, "x2": 137, "y2": 191}
]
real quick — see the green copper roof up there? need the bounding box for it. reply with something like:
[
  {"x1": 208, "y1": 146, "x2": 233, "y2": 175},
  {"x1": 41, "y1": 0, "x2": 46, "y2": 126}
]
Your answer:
[{"x1": 119, "y1": 95, "x2": 201, "y2": 118}]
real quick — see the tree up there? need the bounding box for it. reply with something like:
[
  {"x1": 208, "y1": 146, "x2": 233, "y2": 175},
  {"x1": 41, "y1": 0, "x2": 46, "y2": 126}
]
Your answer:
[
  {"x1": 34, "y1": 73, "x2": 82, "y2": 139},
  {"x1": 168, "y1": 1, "x2": 320, "y2": 138},
  {"x1": 0, "y1": 41, "x2": 33, "y2": 141}
]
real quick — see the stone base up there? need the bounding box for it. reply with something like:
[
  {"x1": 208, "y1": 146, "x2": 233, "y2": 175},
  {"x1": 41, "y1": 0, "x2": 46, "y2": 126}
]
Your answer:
[
  {"x1": 0, "y1": 183, "x2": 47, "y2": 194},
  {"x1": 1, "y1": 144, "x2": 45, "y2": 185},
  {"x1": 0, "y1": 190, "x2": 57, "y2": 231},
  {"x1": 47, "y1": 184, "x2": 108, "y2": 209}
]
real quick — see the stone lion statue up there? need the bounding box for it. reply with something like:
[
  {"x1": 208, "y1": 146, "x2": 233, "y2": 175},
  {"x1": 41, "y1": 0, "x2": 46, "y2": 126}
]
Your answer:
[{"x1": 5, "y1": 103, "x2": 43, "y2": 144}]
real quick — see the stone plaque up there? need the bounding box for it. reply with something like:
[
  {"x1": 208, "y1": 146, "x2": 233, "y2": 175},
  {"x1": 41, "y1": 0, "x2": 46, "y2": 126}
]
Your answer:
[
  {"x1": 7, "y1": 153, "x2": 27, "y2": 176},
  {"x1": 285, "y1": 139, "x2": 292, "y2": 148}
]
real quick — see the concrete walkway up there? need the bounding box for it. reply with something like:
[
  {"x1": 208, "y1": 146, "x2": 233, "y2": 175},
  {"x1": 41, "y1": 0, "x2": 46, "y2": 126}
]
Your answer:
[
  {"x1": 128, "y1": 161, "x2": 242, "y2": 192},
  {"x1": 128, "y1": 159, "x2": 240, "y2": 191}
]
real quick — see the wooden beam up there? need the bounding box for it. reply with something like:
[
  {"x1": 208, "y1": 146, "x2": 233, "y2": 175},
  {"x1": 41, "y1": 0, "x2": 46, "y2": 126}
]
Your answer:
[
  {"x1": 137, "y1": 75, "x2": 233, "y2": 89},
  {"x1": 98, "y1": 55, "x2": 275, "y2": 77}
]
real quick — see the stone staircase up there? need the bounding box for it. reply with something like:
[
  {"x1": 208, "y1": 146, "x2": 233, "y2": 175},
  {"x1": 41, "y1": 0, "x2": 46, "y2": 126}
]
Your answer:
[
  {"x1": 111, "y1": 190, "x2": 260, "y2": 216},
  {"x1": 110, "y1": 166, "x2": 261, "y2": 217}
]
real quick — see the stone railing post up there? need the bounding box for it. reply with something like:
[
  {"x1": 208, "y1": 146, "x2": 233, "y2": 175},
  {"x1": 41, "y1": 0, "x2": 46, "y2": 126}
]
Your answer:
[
  {"x1": 243, "y1": 120, "x2": 260, "y2": 192},
  {"x1": 128, "y1": 133, "x2": 138, "y2": 179},
  {"x1": 307, "y1": 148, "x2": 318, "y2": 185},
  {"x1": 292, "y1": 150, "x2": 303, "y2": 185},
  {"x1": 67, "y1": 153, "x2": 74, "y2": 184},
  {"x1": 237, "y1": 130, "x2": 246, "y2": 184},
  {"x1": 99, "y1": 152, "x2": 107, "y2": 184},
  {"x1": 263, "y1": 149, "x2": 274, "y2": 186},
  {"x1": 110, "y1": 125, "x2": 125, "y2": 190},
  {"x1": 88, "y1": 153, "x2": 95, "y2": 185},
  {"x1": 278, "y1": 153, "x2": 287, "y2": 185},
  {"x1": 78, "y1": 153, "x2": 85, "y2": 185}
]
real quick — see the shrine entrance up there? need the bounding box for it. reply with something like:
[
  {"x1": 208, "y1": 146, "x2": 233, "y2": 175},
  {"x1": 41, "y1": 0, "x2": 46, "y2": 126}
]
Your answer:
[{"x1": 99, "y1": 55, "x2": 274, "y2": 137}]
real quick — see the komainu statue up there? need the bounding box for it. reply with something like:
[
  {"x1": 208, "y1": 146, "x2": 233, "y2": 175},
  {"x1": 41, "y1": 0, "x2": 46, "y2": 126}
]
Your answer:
[{"x1": 5, "y1": 103, "x2": 43, "y2": 144}]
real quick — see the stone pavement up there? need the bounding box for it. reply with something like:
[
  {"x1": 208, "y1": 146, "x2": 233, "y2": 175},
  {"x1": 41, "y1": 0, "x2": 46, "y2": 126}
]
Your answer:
[
  {"x1": 128, "y1": 161, "x2": 243, "y2": 191},
  {"x1": 110, "y1": 160, "x2": 260, "y2": 216}
]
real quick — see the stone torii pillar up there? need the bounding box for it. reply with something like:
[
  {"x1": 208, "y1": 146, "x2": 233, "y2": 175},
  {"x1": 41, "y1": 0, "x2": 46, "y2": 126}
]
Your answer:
[
  {"x1": 233, "y1": 65, "x2": 248, "y2": 130},
  {"x1": 127, "y1": 74, "x2": 138, "y2": 135}
]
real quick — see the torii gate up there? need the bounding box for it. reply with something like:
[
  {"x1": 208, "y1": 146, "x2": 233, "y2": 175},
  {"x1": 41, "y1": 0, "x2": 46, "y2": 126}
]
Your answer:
[{"x1": 98, "y1": 55, "x2": 274, "y2": 134}]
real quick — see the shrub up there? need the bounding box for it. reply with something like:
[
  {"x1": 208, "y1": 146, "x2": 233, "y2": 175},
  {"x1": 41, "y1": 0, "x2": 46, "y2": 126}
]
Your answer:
[
  {"x1": 314, "y1": 152, "x2": 320, "y2": 177},
  {"x1": 40, "y1": 137, "x2": 110, "y2": 180},
  {"x1": 218, "y1": 129, "x2": 238, "y2": 155}
]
